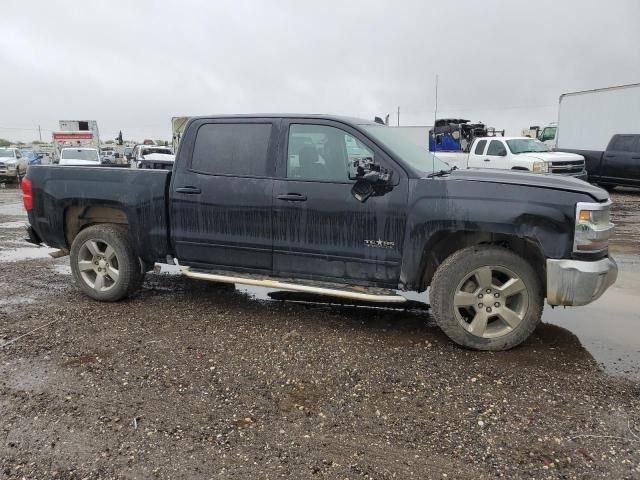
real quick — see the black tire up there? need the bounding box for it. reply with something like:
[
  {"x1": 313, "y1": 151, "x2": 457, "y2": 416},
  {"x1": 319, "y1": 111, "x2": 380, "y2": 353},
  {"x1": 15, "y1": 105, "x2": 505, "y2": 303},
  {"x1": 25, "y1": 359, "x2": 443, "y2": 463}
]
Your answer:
[
  {"x1": 70, "y1": 224, "x2": 143, "y2": 301},
  {"x1": 430, "y1": 245, "x2": 543, "y2": 351}
]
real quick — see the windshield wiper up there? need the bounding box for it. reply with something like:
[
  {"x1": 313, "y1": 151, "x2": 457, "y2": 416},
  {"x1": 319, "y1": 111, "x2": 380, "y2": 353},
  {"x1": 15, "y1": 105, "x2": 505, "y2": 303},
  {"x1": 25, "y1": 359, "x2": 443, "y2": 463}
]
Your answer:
[{"x1": 427, "y1": 167, "x2": 454, "y2": 178}]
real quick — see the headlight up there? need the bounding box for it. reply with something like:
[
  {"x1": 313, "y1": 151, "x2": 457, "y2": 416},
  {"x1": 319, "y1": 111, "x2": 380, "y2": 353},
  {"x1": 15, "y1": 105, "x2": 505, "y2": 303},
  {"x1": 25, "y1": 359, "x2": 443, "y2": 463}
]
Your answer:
[
  {"x1": 574, "y1": 201, "x2": 614, "y2": 253},
  {"x1": 532, "y1": 161, "x2": 549, "y2": 173}
]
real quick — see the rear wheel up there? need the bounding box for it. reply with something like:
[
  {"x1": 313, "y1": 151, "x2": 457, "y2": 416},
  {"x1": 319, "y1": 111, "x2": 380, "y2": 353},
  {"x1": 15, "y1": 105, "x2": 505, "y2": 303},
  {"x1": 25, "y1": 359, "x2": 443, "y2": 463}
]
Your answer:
[
  {"x1": 430, "y1": 245, "x2": 543, "y2": 351},
  {"x1": 70, "y1": 224, "x2": 143, "y2": 301}
]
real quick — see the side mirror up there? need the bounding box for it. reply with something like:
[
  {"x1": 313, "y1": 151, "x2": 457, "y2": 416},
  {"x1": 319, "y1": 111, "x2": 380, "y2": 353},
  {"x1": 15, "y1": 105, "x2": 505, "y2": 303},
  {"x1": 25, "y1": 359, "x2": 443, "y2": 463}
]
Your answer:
[
  {"x1": 37, "y1": 154, "x2": 43, "y2": 159},
  {"x1": 498, "y1": 148, "x2": 508, "y2": 157},
  {"x1": 349, "y1": 157, "x2": 393, "y2": 202},
  {"x1": 115, "y1": 153, "x2": 121, "y2": 159},
  {"x1": 348, "y1": 157, "x2": 392, "y2": 183}
]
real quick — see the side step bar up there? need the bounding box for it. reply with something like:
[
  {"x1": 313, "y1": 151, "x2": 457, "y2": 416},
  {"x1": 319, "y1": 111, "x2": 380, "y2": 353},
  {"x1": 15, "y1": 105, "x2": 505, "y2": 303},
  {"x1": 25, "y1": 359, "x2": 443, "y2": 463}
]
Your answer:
[{"x1": 181, "y1": 268, "x2": 407, "y2": 303}]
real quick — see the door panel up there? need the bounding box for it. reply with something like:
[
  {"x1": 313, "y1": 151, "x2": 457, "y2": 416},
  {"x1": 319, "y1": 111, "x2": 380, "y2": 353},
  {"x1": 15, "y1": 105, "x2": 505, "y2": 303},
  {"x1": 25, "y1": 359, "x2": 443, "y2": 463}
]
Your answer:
[
  {"x1": 273, "y1": 120, "x2": 408, "y2": 286},
  {"x1": 170, "y1": 120, "x2": 277, "y2": 272},
  {"x1": 602, "y1": 136, "x2": 640, "y2": 185},
  {"x1": 273, "y1": 180, "x2": 407, "y2": 285},
  {"x1": 485, "y1": 139, "x2": 509, "y2": 169}
]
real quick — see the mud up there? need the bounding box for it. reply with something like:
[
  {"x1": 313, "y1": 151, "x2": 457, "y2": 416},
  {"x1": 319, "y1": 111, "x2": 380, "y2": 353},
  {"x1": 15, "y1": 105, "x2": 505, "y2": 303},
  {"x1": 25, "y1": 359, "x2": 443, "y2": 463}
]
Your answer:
[{"x1": 0, "y1": 185, "x2": 639, "y2": 478}]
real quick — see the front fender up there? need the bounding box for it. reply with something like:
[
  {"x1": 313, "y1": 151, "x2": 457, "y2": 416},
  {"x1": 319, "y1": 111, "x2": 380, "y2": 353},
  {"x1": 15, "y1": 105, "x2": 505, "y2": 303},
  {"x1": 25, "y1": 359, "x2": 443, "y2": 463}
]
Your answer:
[{"x1": 399, "y1": 178, "x2": 593, "y2": 289}]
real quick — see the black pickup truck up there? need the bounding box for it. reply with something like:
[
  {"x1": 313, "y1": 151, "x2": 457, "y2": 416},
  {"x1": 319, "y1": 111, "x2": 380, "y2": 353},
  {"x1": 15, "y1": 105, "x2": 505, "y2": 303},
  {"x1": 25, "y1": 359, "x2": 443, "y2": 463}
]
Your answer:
[
  {"x1": 558, "y1": 134, "x2": 640, "y2": 189},
  {"x1": 22, "y1": 115, "x2": 618, "y2": 351}
]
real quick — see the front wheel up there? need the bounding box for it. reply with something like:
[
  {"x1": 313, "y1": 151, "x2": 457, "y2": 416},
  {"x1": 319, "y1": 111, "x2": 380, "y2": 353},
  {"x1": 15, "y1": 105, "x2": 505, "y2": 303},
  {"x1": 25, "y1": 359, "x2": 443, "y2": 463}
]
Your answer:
[
  {"x1": 70, "y1": 224, "x2": 143, "y2": 301},
  {"x1": 430, "y1": 245, "x2": 543, "y2": 351}
]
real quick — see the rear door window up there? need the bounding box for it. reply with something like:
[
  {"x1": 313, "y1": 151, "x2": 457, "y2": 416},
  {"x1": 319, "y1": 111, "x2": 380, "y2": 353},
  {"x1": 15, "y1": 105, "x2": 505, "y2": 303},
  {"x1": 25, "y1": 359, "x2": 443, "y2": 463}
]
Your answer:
[
  {"x1": 191, "y1": 123, "x2": 272, "y2": 176},
  {"x1": 474, "y1": 140, "x2": 487, "y2": 155},
  {"x1": 610, "y1": 135, "x2": 639, "y2": 153}
]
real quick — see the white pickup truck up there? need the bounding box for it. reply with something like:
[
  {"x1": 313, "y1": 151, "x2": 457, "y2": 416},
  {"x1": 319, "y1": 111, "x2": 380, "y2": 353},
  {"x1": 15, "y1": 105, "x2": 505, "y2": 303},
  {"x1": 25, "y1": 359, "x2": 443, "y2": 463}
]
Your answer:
[{"x1": 436, "y1": 137, "x2": 588, "y2": 180}]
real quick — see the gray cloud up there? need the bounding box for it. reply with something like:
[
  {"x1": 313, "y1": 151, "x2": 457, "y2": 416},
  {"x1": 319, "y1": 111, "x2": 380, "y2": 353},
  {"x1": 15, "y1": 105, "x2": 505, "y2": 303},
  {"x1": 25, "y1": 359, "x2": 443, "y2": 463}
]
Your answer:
[{"x1": 1, "y1": 0, "x2": 639, "y2": 142}]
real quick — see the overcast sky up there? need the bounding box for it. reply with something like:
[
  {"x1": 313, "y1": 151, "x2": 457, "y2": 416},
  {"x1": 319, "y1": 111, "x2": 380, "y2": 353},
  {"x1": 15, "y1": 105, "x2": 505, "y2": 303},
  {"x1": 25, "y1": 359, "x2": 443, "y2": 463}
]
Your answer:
[{"x1": 1, "y1": 0, "x2": 639, "y2": 142}]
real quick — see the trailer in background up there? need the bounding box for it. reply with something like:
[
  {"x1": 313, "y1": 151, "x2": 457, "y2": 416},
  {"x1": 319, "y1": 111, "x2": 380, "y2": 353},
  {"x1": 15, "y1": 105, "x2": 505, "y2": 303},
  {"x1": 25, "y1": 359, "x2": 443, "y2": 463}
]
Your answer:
[
  {"x1": 555, "y1": 83, "x2": 640, "y2": 151},
  {"x1": 551, "y1": 83, "x2": 640, "y2": 183}
]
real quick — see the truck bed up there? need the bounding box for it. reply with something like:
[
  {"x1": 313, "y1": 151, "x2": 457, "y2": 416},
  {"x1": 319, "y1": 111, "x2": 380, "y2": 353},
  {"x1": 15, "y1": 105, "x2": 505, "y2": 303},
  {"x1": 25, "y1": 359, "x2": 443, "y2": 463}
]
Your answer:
[{"x1": 26, "y1": 165, "x2": 172, "y2": 264}]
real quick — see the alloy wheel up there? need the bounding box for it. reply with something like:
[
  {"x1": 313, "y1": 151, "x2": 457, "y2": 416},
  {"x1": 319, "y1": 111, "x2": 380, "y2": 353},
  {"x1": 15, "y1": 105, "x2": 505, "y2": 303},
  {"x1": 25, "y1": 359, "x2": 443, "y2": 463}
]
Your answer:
[
  {"x1": 453, "y1": 265, "x2": 529, "y2": 338},
  {"x1": 77, "y1": 239, "x2": 120, "y2": 292}
]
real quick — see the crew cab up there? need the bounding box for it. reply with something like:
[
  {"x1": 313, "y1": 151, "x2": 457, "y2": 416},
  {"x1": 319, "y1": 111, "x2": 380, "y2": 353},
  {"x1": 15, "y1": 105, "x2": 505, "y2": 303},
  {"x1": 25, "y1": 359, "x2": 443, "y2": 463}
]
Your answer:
[
  {"x1": 0, "y1": 147, "x2": 28, "y2": 182},
  {"x1": 23, "y1": 115, "x2": 617, "y2": 351},
  {"x1": 559, "y1": 134, "x2": 640, "y2": 190},
  {"x1": 466, "y1": 137, "x2": 588, "y2": 180}
]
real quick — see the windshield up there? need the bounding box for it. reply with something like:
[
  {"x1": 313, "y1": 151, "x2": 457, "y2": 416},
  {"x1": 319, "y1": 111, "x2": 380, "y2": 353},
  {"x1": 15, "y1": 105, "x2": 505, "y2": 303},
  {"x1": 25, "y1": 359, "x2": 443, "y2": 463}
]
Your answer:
[
  {"x1": 506, "y1": 138, "x2": 550, "y2": 154},
  {"x1": 61, "y1": 149, "x2": 100, "y2": 161},
  {"x1": 0, "y1": 150, "x2": 15, "y2": 158},
  {"x1": 360, "y1": 125, "x2": 449, "y2": 174}
]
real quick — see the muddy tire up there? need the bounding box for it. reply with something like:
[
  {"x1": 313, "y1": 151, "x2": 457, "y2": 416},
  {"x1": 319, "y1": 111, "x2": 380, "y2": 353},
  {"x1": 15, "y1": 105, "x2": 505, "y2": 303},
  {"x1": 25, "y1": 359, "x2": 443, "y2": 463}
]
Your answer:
[
  {"x1": 70, "y1": 224, "x2": 143, "y2": 302},
  {"x1": 430, "y1": 245, "x2": 543, "y2": 351}
]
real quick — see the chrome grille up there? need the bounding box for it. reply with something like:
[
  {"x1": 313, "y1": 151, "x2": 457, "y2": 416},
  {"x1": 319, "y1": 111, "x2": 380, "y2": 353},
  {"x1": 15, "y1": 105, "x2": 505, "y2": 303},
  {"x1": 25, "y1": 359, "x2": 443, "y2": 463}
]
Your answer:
[{"x1": 549, "y1": 160, "x2": 584, "y2": 175}]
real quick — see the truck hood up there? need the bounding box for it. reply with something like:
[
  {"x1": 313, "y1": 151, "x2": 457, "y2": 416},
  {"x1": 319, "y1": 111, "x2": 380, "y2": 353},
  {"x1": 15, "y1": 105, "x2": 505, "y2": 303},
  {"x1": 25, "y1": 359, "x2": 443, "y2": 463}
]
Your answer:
[
  {"x1": 446, "y1": 168, "x2": 608, "y2": 202},
  {"x1": 515, "y1": 151, "x2": 584, "y2": 163}
]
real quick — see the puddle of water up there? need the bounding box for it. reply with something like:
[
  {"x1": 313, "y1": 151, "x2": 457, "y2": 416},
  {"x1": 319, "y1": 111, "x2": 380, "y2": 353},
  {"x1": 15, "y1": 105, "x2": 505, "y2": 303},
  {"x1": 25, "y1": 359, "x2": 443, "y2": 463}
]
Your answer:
[
  {"x1": 543, "y1": 264, "x2": 640, "y2": 381},
  {"x1": 0, "y1": 202, "x2": 26, "y2": 216},
  {"x1": 0, "y1": 246, "x2": 56, "y2": 262}
]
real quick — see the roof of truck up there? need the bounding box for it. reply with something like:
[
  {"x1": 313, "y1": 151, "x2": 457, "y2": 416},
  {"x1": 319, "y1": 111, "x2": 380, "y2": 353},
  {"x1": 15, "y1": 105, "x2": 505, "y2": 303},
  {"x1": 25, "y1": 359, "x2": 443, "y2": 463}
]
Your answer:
[{"x1": 188, "y1": 114, "x2": 377, "y2": 125}]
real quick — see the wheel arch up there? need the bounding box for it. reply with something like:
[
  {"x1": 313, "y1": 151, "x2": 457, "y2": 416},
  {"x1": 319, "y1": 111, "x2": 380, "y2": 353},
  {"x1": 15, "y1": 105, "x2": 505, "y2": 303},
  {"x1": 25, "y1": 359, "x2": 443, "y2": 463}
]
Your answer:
[
  {"x1": 65, "y1": 204, "x2": 129, "y2": 248},
  {"x1": 415, "y1": 231, "x2": 546, "y2": 293}
]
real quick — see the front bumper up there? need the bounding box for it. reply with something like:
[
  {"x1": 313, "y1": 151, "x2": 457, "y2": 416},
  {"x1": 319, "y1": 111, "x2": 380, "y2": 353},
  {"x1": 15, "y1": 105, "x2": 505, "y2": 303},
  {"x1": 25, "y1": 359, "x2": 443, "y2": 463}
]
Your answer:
[
  {"x1": 0, "y1": 169, "x2": 18, "y2": 180},
  {"x1": 546, "y1": 257, "x2": 617, "y2": 306}
]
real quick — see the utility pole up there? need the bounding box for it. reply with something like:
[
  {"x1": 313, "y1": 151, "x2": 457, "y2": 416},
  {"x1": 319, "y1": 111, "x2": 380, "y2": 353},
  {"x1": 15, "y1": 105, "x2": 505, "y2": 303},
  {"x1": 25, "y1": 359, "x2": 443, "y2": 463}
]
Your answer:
[
  {"x1": 38, "y1": 125, "x2": 42, "y2": 142},
  {"x1": 397, "y1": 106, "x2": 400, "y2": 127}
]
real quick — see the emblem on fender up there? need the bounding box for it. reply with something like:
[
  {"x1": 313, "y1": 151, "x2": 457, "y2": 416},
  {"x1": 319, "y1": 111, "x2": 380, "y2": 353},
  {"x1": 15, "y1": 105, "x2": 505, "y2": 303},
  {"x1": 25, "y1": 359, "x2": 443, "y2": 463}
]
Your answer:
[{"x1": 365, "y1": 239, "x2": 395, "y2": 248}]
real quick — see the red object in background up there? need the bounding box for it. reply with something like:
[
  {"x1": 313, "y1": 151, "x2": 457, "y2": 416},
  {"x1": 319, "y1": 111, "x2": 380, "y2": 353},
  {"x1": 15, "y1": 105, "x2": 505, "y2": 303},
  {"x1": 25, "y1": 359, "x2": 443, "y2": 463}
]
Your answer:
[
  {"x1": 143, "y1": 139, "x2": 155, "y2": 145},
  {"x1": 52, "y1": 132, "x2": 94, "y2": 140},
  {"x1": 21, "y1": 178, "x2": 33, "y2": 211}
]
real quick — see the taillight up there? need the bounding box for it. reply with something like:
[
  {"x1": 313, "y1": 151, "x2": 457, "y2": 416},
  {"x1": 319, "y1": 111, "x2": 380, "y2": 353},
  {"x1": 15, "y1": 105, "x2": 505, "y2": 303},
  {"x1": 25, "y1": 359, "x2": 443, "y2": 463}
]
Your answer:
[{"x1": 21, "y1": 178, "x2": 33, "y2": 211}]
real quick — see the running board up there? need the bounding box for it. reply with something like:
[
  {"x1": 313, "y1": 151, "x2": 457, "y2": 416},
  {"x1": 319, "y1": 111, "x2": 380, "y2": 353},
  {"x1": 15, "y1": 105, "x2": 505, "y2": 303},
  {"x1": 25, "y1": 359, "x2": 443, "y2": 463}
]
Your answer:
[{"x1": 181, "y1": 268, "x2": 407, "y2": 303}]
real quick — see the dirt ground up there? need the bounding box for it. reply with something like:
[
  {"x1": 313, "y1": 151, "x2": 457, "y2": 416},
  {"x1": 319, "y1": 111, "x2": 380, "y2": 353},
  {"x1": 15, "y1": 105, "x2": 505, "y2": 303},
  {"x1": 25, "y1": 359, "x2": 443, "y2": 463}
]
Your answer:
[{"x1": 0, "y1": 186, "x2": 639, "y2": 479}]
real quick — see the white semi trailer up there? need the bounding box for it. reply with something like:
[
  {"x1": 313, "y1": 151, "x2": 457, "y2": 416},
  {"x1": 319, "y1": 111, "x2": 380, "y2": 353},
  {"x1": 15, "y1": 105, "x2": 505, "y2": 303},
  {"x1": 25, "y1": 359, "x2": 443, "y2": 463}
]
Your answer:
[
  {"x1": 548, "y1": 83, "x2": 640, "y2": 181},
  {"x1": 543, "y1": 83, "x2": 640, "y2": 150}
]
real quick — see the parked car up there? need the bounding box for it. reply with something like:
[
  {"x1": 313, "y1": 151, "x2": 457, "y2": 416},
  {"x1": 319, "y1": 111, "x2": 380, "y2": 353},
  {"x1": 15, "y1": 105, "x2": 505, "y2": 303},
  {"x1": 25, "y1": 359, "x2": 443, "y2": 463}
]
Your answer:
[
  {"x1": 0, "y1": 147, "x2": 28, "y2": 182},
  {"x1": 20, "y1": 149, "x2": 43, "y2": 166},
  {"x1": 130, "y1": 145, "x2": 174, "y2": 168},
  {"x1": 58, "y1": 148, "x2": 102, "y2": 166},
  {"x1": 23, "y1": 114, "x2": 617, "y2": 351},
  {"x1": 464, "y1": 137, "x2": 588, "y2": 180},
  {"x1": 574, "y1": 134, "x2": 640, "y2": 190}
]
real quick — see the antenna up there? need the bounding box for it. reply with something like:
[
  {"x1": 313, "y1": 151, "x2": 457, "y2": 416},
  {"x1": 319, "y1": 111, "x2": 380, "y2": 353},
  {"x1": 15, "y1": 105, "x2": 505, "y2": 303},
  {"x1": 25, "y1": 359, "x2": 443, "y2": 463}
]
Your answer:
[{"x1": 433, "y1": 74, "x2": 438, "y2": 174}]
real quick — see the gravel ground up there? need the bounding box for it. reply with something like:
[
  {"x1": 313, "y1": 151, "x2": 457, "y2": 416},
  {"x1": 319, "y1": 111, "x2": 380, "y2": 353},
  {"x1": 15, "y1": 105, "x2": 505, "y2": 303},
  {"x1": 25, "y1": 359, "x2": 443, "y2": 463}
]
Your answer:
[{"x1": 0, "y1": 186, "x2": 639, "y2": 479}]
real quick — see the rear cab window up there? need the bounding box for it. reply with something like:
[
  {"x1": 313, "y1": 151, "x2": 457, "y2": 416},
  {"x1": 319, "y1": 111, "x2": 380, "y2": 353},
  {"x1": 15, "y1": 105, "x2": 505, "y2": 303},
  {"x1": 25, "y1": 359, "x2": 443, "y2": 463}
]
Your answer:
[{"x1": 191, "y1": 123, "x2": 273, "y2": 176}]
